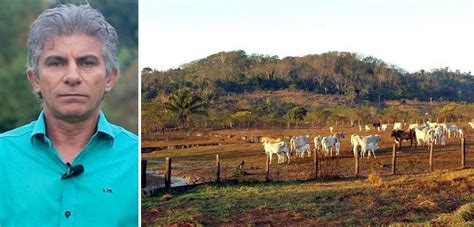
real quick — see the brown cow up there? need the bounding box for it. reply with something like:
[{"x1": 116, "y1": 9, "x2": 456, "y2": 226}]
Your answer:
[{"x1": 391, "y1": 129, "x2": 417, "y2": 149}]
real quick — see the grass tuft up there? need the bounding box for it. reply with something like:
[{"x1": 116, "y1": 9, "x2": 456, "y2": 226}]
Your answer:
[{"x1": 367, "y1": 171, "x2": 384, "y2": 186}]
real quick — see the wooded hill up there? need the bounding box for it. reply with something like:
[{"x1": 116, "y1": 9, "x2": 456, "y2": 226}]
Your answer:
[
  {"x1": 141, "y1": 50, "x2": 474, "y2": 132},
  {"x1": 142, "y1": 50, "x2": 474, "y2": 103}
]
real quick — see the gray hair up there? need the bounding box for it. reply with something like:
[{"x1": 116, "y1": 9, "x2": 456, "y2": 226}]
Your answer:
[{"x1": 27, "y1": 4, "x2": 119, "y2": 76}]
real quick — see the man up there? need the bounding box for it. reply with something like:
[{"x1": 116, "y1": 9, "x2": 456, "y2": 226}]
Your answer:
[{"x1": 0, "y1": 4, "x2": 138, "y2": 226}]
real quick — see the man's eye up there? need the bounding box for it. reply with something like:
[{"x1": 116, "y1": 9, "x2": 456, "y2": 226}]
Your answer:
[
  {"x1": 47, "y1": 60, "x2": 65, "y2": 67},
  {"x1": 80, "y1": 59, "x2": 98, "y2": 67}
]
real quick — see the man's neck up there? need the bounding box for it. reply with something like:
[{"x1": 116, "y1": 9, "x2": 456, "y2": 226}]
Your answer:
[{"x1": 45, "y1": 111, "x2": 100, "y2": 163}]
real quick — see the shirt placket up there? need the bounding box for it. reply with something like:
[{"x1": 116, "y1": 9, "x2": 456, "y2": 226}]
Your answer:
[
  {"x1": 46, "y1": 140, "x2": 78, "y2": 227},
  {"x1": 59, "y1": 177, "x2": 77, "y2": 227},
  {"x1": 57, "y1": 137, "x2": 96, "y2": 226},
  {"x1": 44, "y1": 139, "x2": 80, "y2": 227}
]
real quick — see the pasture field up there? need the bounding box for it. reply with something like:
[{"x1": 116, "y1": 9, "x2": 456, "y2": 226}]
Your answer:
[{"x1": 142, "y1": 123, "x2": 474, "y2": 225}]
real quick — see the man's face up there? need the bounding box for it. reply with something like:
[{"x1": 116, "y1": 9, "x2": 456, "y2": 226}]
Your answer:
[{"x1": 27, "y1": 34, "x2": 118, "y2": 122}]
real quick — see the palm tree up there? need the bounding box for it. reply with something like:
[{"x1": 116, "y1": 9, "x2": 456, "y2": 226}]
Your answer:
[{"x1": 163, "y1": 88, "x2": 207, "y2": 128}]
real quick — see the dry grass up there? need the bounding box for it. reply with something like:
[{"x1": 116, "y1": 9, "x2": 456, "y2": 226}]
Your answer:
[
  {"x1": 142, "y1": 122, "x2": 474, "y2": 225},
  {"x1": 367, "y1": 171, "x2": 384, "y2": 186},
  {"x1": 142, "y1": 168, "x2": 474, "y2": 225}
]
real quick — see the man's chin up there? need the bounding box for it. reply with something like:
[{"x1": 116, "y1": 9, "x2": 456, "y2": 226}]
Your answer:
[{"x1": 55, "y1": 109, "x2": 96, "y2": 122}]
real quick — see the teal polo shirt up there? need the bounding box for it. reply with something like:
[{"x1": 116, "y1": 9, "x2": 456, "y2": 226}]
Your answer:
[{"x1": 0, "y1": 111, "x2": 138, "y2": 227}]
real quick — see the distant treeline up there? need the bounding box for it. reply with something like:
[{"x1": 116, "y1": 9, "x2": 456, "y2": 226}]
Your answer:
[{"x1": 142, "y1": 50, "x2": 474, "y2": 103}]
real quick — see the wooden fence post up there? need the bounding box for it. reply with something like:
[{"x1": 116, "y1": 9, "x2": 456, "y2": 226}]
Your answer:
[
  {"x1": 141, "y1": 159, "x2": 148, "y2": 189},
  {"x1": 355, "y1": 150, "x2": 360, "y2": 177},
  {"x1": 314, "y1": 149, "x2": 318, "y2": 179},
  {"x1": 461, "y1": 137, "x2": 466, "y2": 169},
  {"x1": 216, "y1": 154, "x2": 221, "y2": 182},
  {"x1": 265, "y1": 154, "x2": 270, "y2": 182},
  {"x1": 165, "y1": 157, "x2": 171, "y2": 190},
  {"x1": 429, "y1": 143, "x2": 434, "y2": 172},
  {"x1": 392, "y1": 144, "x2": 397, "y2": 175}
]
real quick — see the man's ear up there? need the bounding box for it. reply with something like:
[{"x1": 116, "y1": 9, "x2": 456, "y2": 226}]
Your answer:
[
  {"x1": 27, "y1": 69, "x2": 41, "y2": 93},
  {"x1": 105, "y1": 68, "x2": 119, "y2": 92}
]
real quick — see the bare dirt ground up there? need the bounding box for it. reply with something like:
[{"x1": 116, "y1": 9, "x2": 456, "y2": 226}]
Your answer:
[{"x1": 143, "y1": 123, "x2": 473, "y2": 186}]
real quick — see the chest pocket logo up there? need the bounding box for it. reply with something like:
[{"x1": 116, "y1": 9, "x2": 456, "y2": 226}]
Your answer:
[{"x1": 102, "y1": 188, "x2": 113, "y2": 193}]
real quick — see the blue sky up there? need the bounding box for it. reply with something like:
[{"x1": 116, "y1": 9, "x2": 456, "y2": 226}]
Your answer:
[{"x1": 140, "y1": 0, "x2": 473, "y2": 73}]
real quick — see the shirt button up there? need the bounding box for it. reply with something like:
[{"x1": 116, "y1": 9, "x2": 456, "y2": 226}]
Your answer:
[{"x1": 65, "y1": 211, "x2": 71, "y2": 218}]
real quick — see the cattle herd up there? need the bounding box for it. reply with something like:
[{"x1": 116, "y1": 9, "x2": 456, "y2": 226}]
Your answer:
[{"x1": 261, "y1": 121, "x2": 472, "y2": 165}]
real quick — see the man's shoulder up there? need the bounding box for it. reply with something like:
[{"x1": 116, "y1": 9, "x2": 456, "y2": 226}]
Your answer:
[{"x1": 0, "y1": 122, "x2": 35, "y2": 140}]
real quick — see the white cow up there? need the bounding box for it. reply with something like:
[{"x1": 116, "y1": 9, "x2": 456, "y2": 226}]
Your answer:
[
  {"x1": 447, "y1": 125, "x2": 460, "y2": 138},
  {"x1": 263, "y1": 141, "x2": 290, "y2": 164},
  {"x1": 290, "y1": 135, "x2": 310, "y2": 156},
  {"x1": 469, "y1": 122, "x2": 474, "y2": 129},
  {"x1": 351, "y1": 134, "x2": 362, "y2": 157},
  {"x1": 393, "y1": 122, "x2": 402, "y2": 130},
  {"x1": 358, "y1": 125, "x2": 362, "y2": 132},
  {"x1": 351, "y1": 134, "x2": 381, "y2": 158},
  {"x1": 295, "y1": 143, "x2": 311, "y2": 158},
  {"x1": 415, "y1": 127, "x2": 434, "y2": 147},
  {"x1": 329, "y1": 126, "x2": 334, "y2": 133},
  {"x1": 314, "y1": 136, "x2": 323, "y2": 153},
  {"x1": 321, "y1": 133, "x2": 344, "y2": 156},
  {"x1": 381, "y1": 124, "x2": 388, "y2": 132},
  {"x1": 364, "y1": 143, "x2": 380, "y2": 158}
]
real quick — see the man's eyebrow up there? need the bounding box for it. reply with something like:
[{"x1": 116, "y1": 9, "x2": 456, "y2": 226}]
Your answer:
[
  {"x1": 77, "y1": 55, "x2": 100, "y2": 60},
  {"x1": 44, "y1": 55, "x2": 66, "y2": 62}
]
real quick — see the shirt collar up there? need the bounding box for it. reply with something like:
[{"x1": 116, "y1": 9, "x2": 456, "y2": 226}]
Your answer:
[
  {"x1": 31, "y1": 111, "x2": 115, "y2": 141},
  {"x1": 31, "y1": 111, "x2": 47, "y2": 138},
  {"x1": 96, "y1": 111, "x2": 114, "y2": 139}
]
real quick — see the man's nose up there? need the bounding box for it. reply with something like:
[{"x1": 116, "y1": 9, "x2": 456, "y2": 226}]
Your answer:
[{"x1": 63, "y1": 62, "x2": 82, "y2": 86}]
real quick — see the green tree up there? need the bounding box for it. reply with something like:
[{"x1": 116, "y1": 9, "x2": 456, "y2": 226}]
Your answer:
[
  {"x1": 0, "y1": 1, "x2": 43, "y2": 132},
  {"x1": 163, "y1": 88, "x2": 208, "y2": 128},
  {"x1": 288, "y1": 106, "x2": 308, "y2": 121}
]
